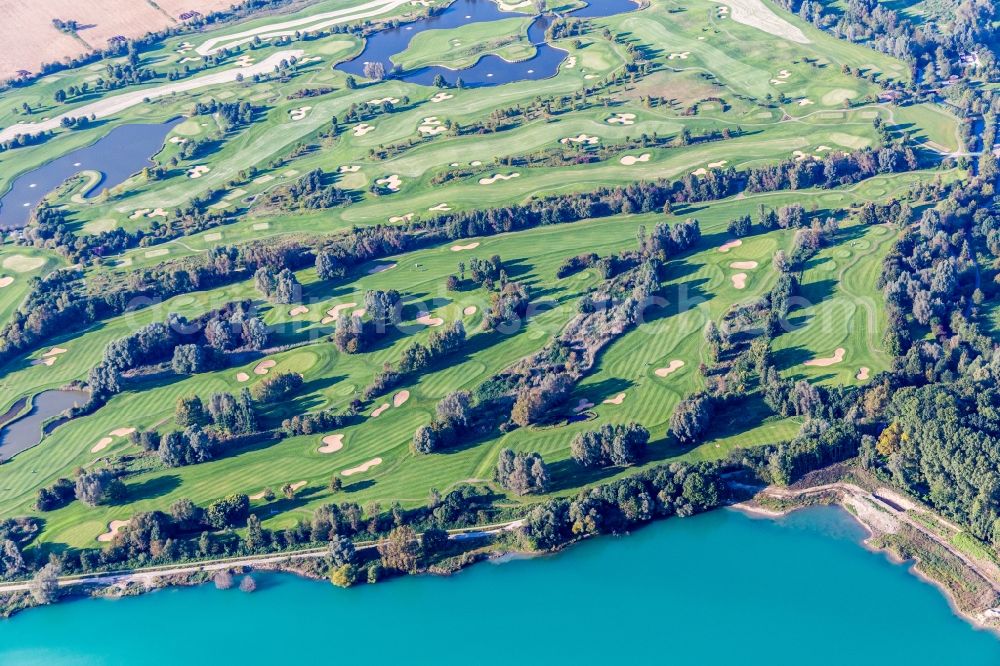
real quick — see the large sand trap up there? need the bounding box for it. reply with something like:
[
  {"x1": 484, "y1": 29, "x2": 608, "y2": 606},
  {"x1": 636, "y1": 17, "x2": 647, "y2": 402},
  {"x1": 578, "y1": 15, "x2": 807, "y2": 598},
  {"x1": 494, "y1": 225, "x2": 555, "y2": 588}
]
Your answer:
[
  {"x1": 606, "y1": 113, "x2": 636, "y2": 125},
  {"x1": 0, "y1": 276, "x2": 13, "y2": 288},
  {"x1": 602, "y1": 393, "x2": 626, "y2": 405},
  {"x1": 416, "y1": 311, "x2": 444, "y2": 327},
  {"x1": 564, "y1": 55, "x2": 577, "y2": 68},
  {"x1": 463, "y1": 305, "x2": 478, "y2": 316},
  {"x1": 376, "y1": 174, "x2": 402, "y2": 191},
  {"x1": 451, "y1": 242, "x2": 480, "y2": 251},
  {"x1": 691, "y1": 168, "x2": 708, "y2": 176},
  {"x1": 430, "y1": 92, "x2": 454, "y2": 103},
  {"x1": 91, "y1": 437, "x2": 114, "y2": 453},
  {"x1": 97, "y1": 520, "x2": 130, "y2": 543},
  {"x1": 655, "y1": 360, "x2": 685, "y2": 377},
  {"x1": 353, "y1": 123, "x2": 375, "y2": 136},
  {"x1": 188, "y1": 165, "x2": 211, "y2": 178},
  {"x1": 573, "y1": 398, "x2": 595, "y2": 413},
  {"x1": 249, "y1": 490, "x2": 268, "y2": 501},
  {"x1": 429, "y1": 203, "x2": 452, "y2": 212},
  {"x1": 0, "y1": 50, "x2": 305, "y2": 142},
  {"x1": 797, "y1": 98, "x2": 814, "y2": 106},
  {"x1": 289, "y1": 106, "x2": 312, "y2": 121},
  {"x1": 708, "y1": 160, "x2": 728, "y2": 168},
  {"x1": 236, "y1": 372, "x2": 250, "y2": 382},
  {"x1": 389, "y1": 213, "x2": 415, "y2": 223},
  {"x1": 731, "y1": 273, "x2": 748, "y2": 289},
  {"x1": 561, "y1": 134, "x2": 599, "y2": 145},
  {"x1": 43, "y1": 347, "x2": 68, "y2": 358},
  {"x1": 668, "y1": 51, "x2": 691, "y2": 59},
  {"x1": 339, "y1": 165, "x2": 361, "y2": 173},
  {"x1": 289, "y1": 305, "x2": 310, "y2": 316},
  {"x1": 720, "y1": 0, "x2": 809, "y2": 44},
  {"x1": 342, "y1": 457, "x2": 383, "y2": 476},
  {"x1": 620, "y1": 153, "x2": 651, "y2": 166},
  {"x1": 393, "y1": 390, "x2": 410, "y2": 407},
  {"x1": 32, "y1": 357, "x2": 57, "y2": 367},
  {"x1": 367, "y1": 262, "x2": 396, "y2": 274},
  {"x1": 318, "y1": 434, "x2": 345, "y2": 453},
  {"x1": 478, "y1": 173, "x2": 520, "y2": 185},
  {"x1": 730, "y1": 261, "x2": 758, "y2": 270},
  {"x1": 804, "y1": 348, "x2": 846, "y2": 367},
  {"x1": 254, "y1": 359, "x2": 276, "y2": 375},
  {"x1": 792, "y1": 150, "x2": 813, "y2": 162},
  {"x1": 718, "y1": 239, "x2": 743, "y2": 252},
  {"x1": 856, "y1": 367, "x2": 870, "y2": 381},
  {"x1": 371, "y1": 403, "x2": 390, "y2": 417},
  {"x1": 370, "y1": 96, "x2": 400, "y2": 104},
  {"x1": 289, "y1": 481, "x2": 307, "y2": 492}
]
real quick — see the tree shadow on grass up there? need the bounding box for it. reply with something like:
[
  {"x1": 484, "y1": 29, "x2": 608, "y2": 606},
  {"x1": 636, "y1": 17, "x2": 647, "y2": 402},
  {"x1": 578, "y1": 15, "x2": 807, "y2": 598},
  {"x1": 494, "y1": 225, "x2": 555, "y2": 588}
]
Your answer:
[
  {"x1": 345, "y1": 479, "x2": 376, "y2": 493},
  {"x1": 253, "y1": 483, "x2": 327, "y2": 517},
  {"x1": 124, "y1": 474, "x2": 182, "y2": 502}
]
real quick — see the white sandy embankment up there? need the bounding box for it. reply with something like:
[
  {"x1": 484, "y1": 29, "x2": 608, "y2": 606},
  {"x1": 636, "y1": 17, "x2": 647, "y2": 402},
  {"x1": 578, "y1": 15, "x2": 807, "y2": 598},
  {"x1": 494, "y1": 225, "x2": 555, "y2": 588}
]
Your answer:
[
  {"x1": 0, "y1": 51, "x2": 304, "y2": 144},
  {"x1": 342, "y1": 458, "x2": 382, "y2": 476},
  {"x1": 805, "y1": 347, "x2": 846, "y2": 367},
  {"x1": 655, "y1": 360, "x2": 685, "y2": 377},
  {"x1": 620, "y1": 153, "x2": 651, "y2": 166},
  {"x1": 719, "y1": 0, "x2": 809, "y2": 44}
]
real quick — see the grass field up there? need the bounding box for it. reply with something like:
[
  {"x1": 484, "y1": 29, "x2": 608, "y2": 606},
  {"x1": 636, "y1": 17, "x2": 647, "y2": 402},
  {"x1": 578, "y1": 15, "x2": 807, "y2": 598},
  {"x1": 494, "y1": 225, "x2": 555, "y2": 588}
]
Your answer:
[{"x1": 0, "y1": 0, "x2": 967, "y2": 550}]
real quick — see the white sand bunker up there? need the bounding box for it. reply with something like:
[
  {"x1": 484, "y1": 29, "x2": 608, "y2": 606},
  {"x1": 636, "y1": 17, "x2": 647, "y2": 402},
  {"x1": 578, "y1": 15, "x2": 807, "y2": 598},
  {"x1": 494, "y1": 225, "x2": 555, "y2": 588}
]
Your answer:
[
  {"x1": 730, "y1": 261, "x2": 758, "y2": 269},
  {"x1": 367, "y1": 262, "x2": 396, "y2": 274},
  {"x1": 479, "y1": 173, "x2": 519, "y2": 185},
  {"x1": 718, "y1": 239, "x2": 743, "y2": 253},
  {"x1": 254, "y1": 359, "x2": 276, "y2": 375},
  {"x1": 776, "y1": 69, "x2": 791, "y2": 79},
  {"x1": 798, "y1": 98, "x2": 814, "y2": 106},
  {"x1": 353, "y1": 123, "x2": 375, "y2": 136},
  {"x1": 856, "y1": 367, "x2": 870, "y2": 381},
  {"x1": 188, "y1": 165, "x2": 211, "y2": 178},
  {"x1": 430, "y1": 92, "x2": 453, "y2": 103},
  {"x1": 249, "y1": 490, "x2": 267, "y2": 501},
  {"x1": 602, "y1": 392, "x2": 626, "y2": 405},
  {"x1": 289, "y1": 481, "x2": 307, "y2": 492},
  {"x1": 289, "y1": 106, "x2": 312, "y2": 121},
  {"x1": 429, "y1": 203, "x2": 452, "y2": 212},
  {"x1": 97, "y1": 520, "x2": 130, "y2": 543},
  {"x1": 91, "y1": 437, "x2": 113, "y2": 453},
  {"x1": 369, "y1": 96, "x2": 400, "y2": 104},
  {"x1": 451, "y1": 242, "x2": 480, "y2": 251},
  {"x1": 731, "y1": 272, "x2": 748, "y2": 289},
  {"x1": 289, "y1": 305, "x2": 309, "y2": 316},
  {"x1": 668, "y1": 51, "x2": 691, "y2": 59},
  {"x1": 393, "y1": 390, "x2": 410, "y2": 407},
  {"x1": 169, "y1": 136, "x2": 187, "y2": 144},
  {"x1": 564, "y1": 55, "x2": 577, "y2": 68},
  {"x1": 32, "y1": 357, "x2": 57, "y2": 367},
  {"x1": 607, "y1": 113, "x2": 636, "y2": 125},
  {"x1": 0, "y1": 276, "x2": 13, "y2": 288},
  {"x1": 804, "y1": 347, "x2": 846, "y2": 367},
  {"x1": 792, "y1": 150, "x2": 815, "y2": 162},
  {"x1": 416, "y1": 311, "x2": 444, "y2": 327},
  {"x1": 470, "y1": 160, "x2": 482, "y2": 167},
  {"x1": 561, "y1": 134, "x2": 599, "y2": 145},
  {"x1": 236, "y1": 372, "x2": 250, "y2": 382},
  {"x1": 815, "y1": 145, "x2": 832, "y2": 152},
  {"x1": 463, "y1": 305, "x2": 478, "y2": 316},
  {"x1": 708, "y1": 160, "x2": 728, "y2": 168},
  {"x1": 146, "y1": 208, "x2": 168, "y2": 218},
  {"x1": 44, "y1": 347, "x2": 68, "y2": 358},
  {"x1": 323, "y1": 302, "x2": 359, "y2": 324},
  {"x1": 655, "y1": 360, "x2": 685, "y2": 377},
  {"x1": 342, "y1": 457, "x2": 382, "y2": 476},
  {"x1": 691, "y1": 168, "x2": 708, "y2": 176},
  {"x1": 376, "y1": 174, "x2": 402, "y2": 191},
  {"x1": 319, "y1": 434, "x2": 344, "y2": 453},
  {"x1": 371, "y1": 403, "x2": 390, "y2": 418},
  {"x1": 620, "y1": 153, "x2": 651, "y2": 166},
  {"x1": 418, "y1": 116, "x2": 446, "y2": 136},
  {"x1": 389, "y1": 213, "x2": 415, "y2": 223},
  {"x1": 339, "y1": 165, "x2": 361, "y2": 173},
  {"x1": 573, "y1": 398, "x2": 595, "y2": 413},
  {"x1": 110, "y1": 427, "x2": 135, "y2": 438}
]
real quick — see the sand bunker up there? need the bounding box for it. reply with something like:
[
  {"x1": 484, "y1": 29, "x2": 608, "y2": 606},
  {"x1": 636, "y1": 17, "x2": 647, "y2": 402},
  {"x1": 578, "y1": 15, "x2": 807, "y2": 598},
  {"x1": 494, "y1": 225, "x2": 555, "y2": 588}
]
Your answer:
[
  {"x1": 564, "y1": 55, "x2": 577, "y2": 68},
  {"x1": 606, "y1": 113, "x2": 636, "y2": 125},
  {"x1": 367, "y1": 263, "x2": 396, "y2": 274},
  {"x1": 376, "y1": 174, "x2": 402, "y2": 191},
  {"x1": 602, "y1": 393, "x2": 626, "y2": 405},
  {"x1": 815, "y1": 145, "x2": 832, "y2": 152},
  {"x1": 169, "y1": 136, "x2": 187, "y2": 144},
  {"x1": 43, "y1": 347, "x2": 68, "y2": 358},
  {"x1": 236, "y1": 372, "x2": 250, "y2": 382},
  {"x1": 731, "y1": 272, "x2": 748, "y2": 289},
  {"x1": 97, "y1": 520, "x2": 130, "y2": 543},
  {"x1": 573, "y1": 398, "x2": 595, "y2": 413},
  {"x1": 730, "y1": 261, "x2": 758, "y2": 269},
  {"x1": 188, "y1": 165, "x2": 211, "y2": 178},
  {"x1": 451, "y1": 242, "x2": 480, "y2": 251},
  {"x1": 289, "y1": 305, "x2": 310, "y2": 316},
  {"x1": 318, "y1": 434, "x2": 345, "y2": 453},
  {"x1": 371, "y1": 403, "x2": 390, "y2": 418},
  {"x1": 393, "y1": 390, "x2": 410, "y2": 407},
  {"x1": 429, "y1": 203, "x2": 452, "y2": 212},
  {"x1": 776, "y1": 69, "x2": 791, "y2": 79},
  {"x1": 463, "y1": 305, "x2": 478, "y2": 316},
  {"x1": 430, "y1": 92, "x2": 454, "y2": 103},
  {"x1": 718, "y1": 239, "x2": 743, "y2": 252},
  {"x1": 418, "y1": 116, "x2": 446, "y2": 135},
  {"x1": 249, "y1": 490, "x2": 267, "y2": 501},
  {"x1": 798, "y1": 98, "x2": 814, "y2": 106},
  {"x1": 707, "y1": 160, "x2": 728, "y2": 168},
  {"x1": 655, "y1": 360, "x2": 685, "y2": 377},
  {"x1": 91, "y1": 437, "x2": 114, "y2": 453},
  {"x1": 561, "y1": 134, "x2": 599, "y2": 145},
  {"x1": 691, "y1": 168, "x2": 708, "y2": 176},
  {"x1": 389, "y1": 213, "x2": 415, "y2": 223},
  {"x1": 289, "y1": 106, "x2": 312, "y2": 121},
  {"x1": 254, "y1": 359, "x2": 277, "y2": 375},
  {"x1": 110, "y1": 427, "x2": 135, "y2": 438},
  {"x1": 792, "y1": 150, "x2": 814, "y2": 162},
  {"x1": 369, "y1": 96, "x2": 400, "y2": 104},
  {"x1": 0, "y1": 276, "x2": 14, "y2": 288},
  {"x1": 353, "y1": 123, "x2": 375, "y2": 136},
  {"x1": 32, "y1": 357, "x2": 56, "y2": 367},
  {"x1": 856, "y1": 367, "x2": 870, "y2": 381},
  {"x1": 804, "y1": 348, "x2": 846, "y2": 367},
  {"x1": 342, "y1": 458, "x2": 382, "y2": 476},
  {"x1": 620, "y1": 153, "x2": 651, "y2": 166},
  {"x1": 416, "y1": 311, "x2": 444, "y2": 327},
  {"x1": 668, "y1": 52, "x2": 691, "y2": 59},
  {"x1": 339, "y1": 165, "x2": 361, "y2": 173},
  {"x1": 289, "y1": 481, "x2": 307, "y2": 492},
  {"x1": 721, "y1": 0, "x2": 809, "y2": 44},
  {"x1": 478, "y1": 173, "x2": 520, "y2": 185}
]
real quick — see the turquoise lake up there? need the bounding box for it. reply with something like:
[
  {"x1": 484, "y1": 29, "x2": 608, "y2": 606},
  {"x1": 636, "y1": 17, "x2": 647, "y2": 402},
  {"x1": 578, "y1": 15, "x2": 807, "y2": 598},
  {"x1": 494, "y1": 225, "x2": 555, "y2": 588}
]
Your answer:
[{"x1": 2, "y1": 506, "x2": 998, "y2": 664}]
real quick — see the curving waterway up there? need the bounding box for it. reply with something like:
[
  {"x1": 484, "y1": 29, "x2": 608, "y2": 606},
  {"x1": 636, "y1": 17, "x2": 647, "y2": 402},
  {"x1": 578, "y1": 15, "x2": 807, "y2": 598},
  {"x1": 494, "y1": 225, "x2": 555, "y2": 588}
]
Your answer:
[
  {"x1": 1, "y1": 506, "x2": 997, "y2": 664},
  {"x1": 337, "y1": 0, "x2": 639, "y2": 86},
  {"x1": 0, "y1": 389, "x2": 90, "y2": 460}
]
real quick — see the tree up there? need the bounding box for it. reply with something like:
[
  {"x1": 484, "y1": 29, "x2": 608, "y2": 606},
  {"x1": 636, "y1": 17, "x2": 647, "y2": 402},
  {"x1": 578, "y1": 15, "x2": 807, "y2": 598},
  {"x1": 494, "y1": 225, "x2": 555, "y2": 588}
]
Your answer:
[
  {"x1": 328, "y1": 535, "x2": 356, "y2": 567},
  {"x1": 495, "y1": 449, "x2": 549, "y2": 495},
  {"x1": 363, "y1": 61, "x2": 386, "y2": 81},
  {"x1": 214, "y1": 571, "x2": 234, "y2": 590},
  {"x1": 30, "y1": 563, "x2": 60, "y2": 605},
  {"x1": 75, "y1": 469, "x2": 114, "y2": 506},
  {"x1": 669, "y1": 393, "x2": 714, "y2": 445},
  {"x1": 239, "y1": 575, "x2": 257, "y2": 593},
  {"x1": 0, "y1": 539, "x2": 25, "y2": 577},
  {"x1": 206, "y1": 494, "x2": 250, "y2": 529},
  {"x1": 377, "y1": 526, "x2": 421, "y2": 573},
  {"x1": 421, "y1": 527, "x2": 449, "y2": 555},
  {"x1": 331, "y1": 563, "x2": 359, "y2": 587}
]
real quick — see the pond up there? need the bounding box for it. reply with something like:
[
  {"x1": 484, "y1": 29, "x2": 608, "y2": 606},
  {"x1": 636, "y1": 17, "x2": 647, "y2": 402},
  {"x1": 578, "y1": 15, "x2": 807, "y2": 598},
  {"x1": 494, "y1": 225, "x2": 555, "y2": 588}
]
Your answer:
[{"x1": 0, "y1": 389, "x2": 90, "y2": 460}]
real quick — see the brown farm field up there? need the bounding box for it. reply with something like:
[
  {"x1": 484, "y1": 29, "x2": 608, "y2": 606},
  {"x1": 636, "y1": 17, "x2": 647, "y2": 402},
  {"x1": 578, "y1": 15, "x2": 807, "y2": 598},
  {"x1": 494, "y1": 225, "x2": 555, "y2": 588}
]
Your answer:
[{"x1": 0, "y1": 0, "x2": 234, "y2": 79}]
